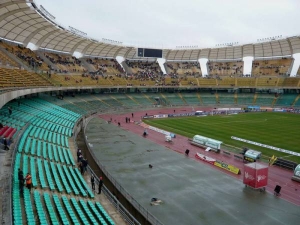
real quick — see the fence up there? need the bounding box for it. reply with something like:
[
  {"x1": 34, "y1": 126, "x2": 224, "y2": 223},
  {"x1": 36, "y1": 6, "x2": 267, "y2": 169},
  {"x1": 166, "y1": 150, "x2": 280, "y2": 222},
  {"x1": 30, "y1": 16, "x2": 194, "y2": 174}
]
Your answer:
[
  {"x1": 72, "y1": 113, "x2": 145, "y2": 225},
  {"x1": 83, "y1": 114, "x2": 164, "y2": 225},
  {"x1": 6, "y1": 122, "x2": 30, "y2": 225}
]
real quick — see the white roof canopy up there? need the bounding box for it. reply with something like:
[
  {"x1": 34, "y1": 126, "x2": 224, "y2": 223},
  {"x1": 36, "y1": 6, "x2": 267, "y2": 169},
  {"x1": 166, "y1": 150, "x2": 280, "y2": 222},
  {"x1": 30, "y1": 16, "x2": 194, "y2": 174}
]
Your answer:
[{"x1": 1, "y1": 0, "x2": 300, "y2": 60}]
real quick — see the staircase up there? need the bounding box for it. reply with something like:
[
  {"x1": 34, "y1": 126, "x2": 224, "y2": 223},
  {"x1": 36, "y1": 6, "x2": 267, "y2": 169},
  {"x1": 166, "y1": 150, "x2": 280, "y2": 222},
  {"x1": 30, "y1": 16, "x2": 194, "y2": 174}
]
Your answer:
[
  {"x1": 253, "y1": 93, "x2": 258, "y2": 104},
  {"x1": 215, "y1": 93, "x2": 219, "y2": 104},
  {"x1": 36, "y1": 51, "x2": 59, "y2": 70},
  {"x1": 178, "y1": 93, "x2": 187, "y2": 105},
  {"x1": 80, "y1": 58, "x2": 96, "y2": 72},
  {"x1": 292, "y1": 94, "x2": 300, "y2": 107},
  {"x1": 126, "y1": 94, "x2": 140, "y2": 105},
  {"x1": 234, "y1": 92, "x2": 238, "y2": 104},
  {"x1": 271, "y1": 97, "x2": 278, "y2": 107},
  {"x1": 196, "y1": 93, "x2": 203, "y2": 104},
  {"x1": 159, "y1": 93, "x2": 169, "y2": 105},
  {"x1": 0, "y1": 46, "x2": 31, "y2": 70}
]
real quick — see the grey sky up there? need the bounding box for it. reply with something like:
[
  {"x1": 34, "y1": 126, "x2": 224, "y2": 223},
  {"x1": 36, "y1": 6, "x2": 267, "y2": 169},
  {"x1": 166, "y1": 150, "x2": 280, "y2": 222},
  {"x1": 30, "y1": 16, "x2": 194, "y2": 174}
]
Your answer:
[{"x1": 36, "y1": 0, "x2": 299, "y2": 49}]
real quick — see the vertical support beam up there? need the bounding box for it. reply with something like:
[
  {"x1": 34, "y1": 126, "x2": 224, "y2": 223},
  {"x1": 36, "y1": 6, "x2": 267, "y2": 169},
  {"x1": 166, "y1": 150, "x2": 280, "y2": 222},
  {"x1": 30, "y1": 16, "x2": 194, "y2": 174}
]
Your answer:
[{"x1": 199, "y1": 58, "x2": 208, "y2": 77}]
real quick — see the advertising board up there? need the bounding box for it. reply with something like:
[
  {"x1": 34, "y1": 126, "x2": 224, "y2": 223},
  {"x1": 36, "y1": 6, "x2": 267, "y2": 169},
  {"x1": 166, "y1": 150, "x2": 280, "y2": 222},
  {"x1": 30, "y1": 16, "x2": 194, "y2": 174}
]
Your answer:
[{"x1": 214, "y1": 161, "x2": 240, "y2": 174}]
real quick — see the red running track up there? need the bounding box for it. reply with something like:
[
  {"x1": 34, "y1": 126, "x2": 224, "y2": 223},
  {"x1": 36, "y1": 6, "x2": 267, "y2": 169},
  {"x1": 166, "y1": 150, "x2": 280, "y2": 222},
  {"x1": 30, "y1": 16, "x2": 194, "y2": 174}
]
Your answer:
[{"x1": 100, "y1": 107, "x2": 300, "y2": 206}]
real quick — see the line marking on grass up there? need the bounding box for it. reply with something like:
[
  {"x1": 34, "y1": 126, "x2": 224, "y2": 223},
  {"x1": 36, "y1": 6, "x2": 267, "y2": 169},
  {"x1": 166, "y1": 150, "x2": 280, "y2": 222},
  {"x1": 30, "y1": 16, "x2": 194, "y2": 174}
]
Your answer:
[{"x1": 281, "y1": 155, "x2": 294, "y2": 159}]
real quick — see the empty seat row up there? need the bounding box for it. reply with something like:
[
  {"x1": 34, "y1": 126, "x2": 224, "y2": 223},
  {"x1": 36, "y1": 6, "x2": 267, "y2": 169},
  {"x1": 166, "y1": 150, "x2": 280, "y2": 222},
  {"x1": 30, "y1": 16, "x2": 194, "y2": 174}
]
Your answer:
[
  {"x1": 53, "y1": 195, "x2": 70, "y2": 225},
  {"x1": 33, "y1": 191, "x2": 48, "y2": 225},
  {"x1": 44, "y1": 160, "x2": 55, "y2": 191},
  {"x1": 70, "y1": 198, "x2": 90, "y2": 224},
  {"x1": 24, "y1": 190, "x2": 35, "y2": 225},
  {"x1": 67, "y1": 166, "x2": 87, "y2": 197},
  {"x1": 44, "y1": 193, "x2": 59, "y2": 224},
  {"x1": 96, "y1": 202, "x2": 115, "y2": 225},
  {"x1": 74, "y1": 168, "x2": 95, "y2": 198},
  {"x1": 61, "y1": 196, "x2": 80, "y2": 225}
]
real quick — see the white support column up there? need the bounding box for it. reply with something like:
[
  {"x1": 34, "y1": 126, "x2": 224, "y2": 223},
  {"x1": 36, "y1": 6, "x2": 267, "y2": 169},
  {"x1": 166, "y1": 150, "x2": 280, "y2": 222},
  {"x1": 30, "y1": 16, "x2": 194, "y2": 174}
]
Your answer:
[
  {"x1": 242, "y1": 56, "x2": 254, "y2": 76},
  {"x1": 116, "y1": 56, "x2": 126, "y2": 72},
  {"x1": 157, "y1": 58, "x2": 166, "y2": 74},
  {"x1": 199, "y1": 58, "x2": 208, "y2": 77},
  {"x1": 290, "y1": 54, "x2": 300, "y2": 77}
]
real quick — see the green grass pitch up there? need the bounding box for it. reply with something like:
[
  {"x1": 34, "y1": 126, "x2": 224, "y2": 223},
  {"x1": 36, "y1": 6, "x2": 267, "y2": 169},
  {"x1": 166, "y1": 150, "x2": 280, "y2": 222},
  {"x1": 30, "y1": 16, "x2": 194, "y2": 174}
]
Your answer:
[{"x1": 144, "y1": 112, "x2": 300, "y2": 163}]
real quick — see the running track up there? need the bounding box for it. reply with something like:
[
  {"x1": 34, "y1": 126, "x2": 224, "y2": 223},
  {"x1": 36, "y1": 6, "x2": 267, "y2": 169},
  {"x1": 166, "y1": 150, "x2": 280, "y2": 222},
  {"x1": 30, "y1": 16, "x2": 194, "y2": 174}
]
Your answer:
[{"x1": 100, "y1": 107, "x2": 300, "y2": 206}]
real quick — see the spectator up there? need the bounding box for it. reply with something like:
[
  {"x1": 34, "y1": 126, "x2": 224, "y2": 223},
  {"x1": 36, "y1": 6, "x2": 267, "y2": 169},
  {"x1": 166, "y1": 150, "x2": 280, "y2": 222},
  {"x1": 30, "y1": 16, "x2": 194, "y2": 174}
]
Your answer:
[
  {"x1": 91, "y1": 175, "x2": 95, "y2": 191},
  {"x1": 77, "y1": 149, "x2": 82, "y2": 162},
  {"x1": 79, "y1": 161, "x2": 84, "y2": 174},
  {"x1": 82, "y1": 158, "x2": 88, "y2": 174},
  {"x1": 185, "y1": 149, "x2": 190, "y2": 156},
  {"x1": 98, "y1": 177, "x2": 103, "y2": 194},
  {"x1": 25, "y1": 173, "x2": 32, "y2": 192},
  {"x1": 3, "y1": 138, "x2": 9, "y2": 150}
]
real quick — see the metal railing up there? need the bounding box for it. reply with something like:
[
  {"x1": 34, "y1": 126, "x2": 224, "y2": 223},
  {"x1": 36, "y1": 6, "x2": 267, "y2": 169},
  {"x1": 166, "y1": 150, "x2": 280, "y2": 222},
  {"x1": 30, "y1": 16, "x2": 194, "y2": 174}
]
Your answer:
[
  {"x1": 87, "y1": 167, "x2": 141, "y2": 225},
  {"x1": 83, "y1": 115, "x2": 164, "y2": 225},
  {"x1": 72, "y1": 114, "x2": 142, "y2": 225},
  {"x1": 7, "y1": 122, "x2": 30, "y2": 225}
]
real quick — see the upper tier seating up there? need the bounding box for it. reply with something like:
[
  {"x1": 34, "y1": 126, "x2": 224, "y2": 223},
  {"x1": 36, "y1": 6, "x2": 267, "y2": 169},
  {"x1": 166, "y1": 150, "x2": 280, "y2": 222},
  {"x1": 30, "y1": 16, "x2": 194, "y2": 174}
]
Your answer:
[
  {"x1": 49, "y1": 74, "x2": 114, "y2": 86},
  {"x1": 165, "y1": 61, "x2": 202, "y2": 76},
  {"x1": 207, "y1": 61, "x2": 243, "y2": 76},
  {"x1": 125, "y1": 60, "x2": 162, "y2": 77},
  {"x1": 44, "y1": 53, "x2": 87, "y2": 73},
  {"x1": 252, "y1": 58, "x2": 292, "y2": 76},
  {"x1": 0, "y1": 50, "x2": 19, "y2": 68},
  {"x1": 86, "y1": 58, "x2": 124, "y2": 75},
  {"x1": 0, "y1": 41, "x2": 49, "y2": 70},
  {"x1": 0, "y1": 68, "x2": 53, "y2": 88}
]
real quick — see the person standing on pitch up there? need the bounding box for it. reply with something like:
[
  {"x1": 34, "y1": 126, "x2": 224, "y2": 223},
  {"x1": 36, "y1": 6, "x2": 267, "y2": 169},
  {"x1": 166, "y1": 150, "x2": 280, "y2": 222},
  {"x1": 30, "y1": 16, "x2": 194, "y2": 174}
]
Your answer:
[{"x1": 185, "y1": 149, "x2": 190, "y2": 156}]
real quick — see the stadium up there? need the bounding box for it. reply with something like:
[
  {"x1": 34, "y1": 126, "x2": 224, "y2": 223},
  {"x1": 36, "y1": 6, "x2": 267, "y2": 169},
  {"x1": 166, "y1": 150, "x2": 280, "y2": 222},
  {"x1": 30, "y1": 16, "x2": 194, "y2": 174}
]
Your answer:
[{"x1": 0, "y1": 0, "x2": 300, "y2": 225}]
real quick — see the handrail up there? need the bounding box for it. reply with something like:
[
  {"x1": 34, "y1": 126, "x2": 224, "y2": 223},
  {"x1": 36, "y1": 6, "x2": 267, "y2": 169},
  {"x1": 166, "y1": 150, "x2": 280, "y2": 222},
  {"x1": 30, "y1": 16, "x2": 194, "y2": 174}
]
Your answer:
[
  {"x1": 8, "y1": 122, "x2": 30, "y2": 225},
  {"x1": 72, "y1": 113, "x2": 142, "y2": 225},
  {"x1": 83, "y1": 115, "x2": 164, "y2": 225},
  {"x1": 87, "y1": 166, "x2": 141, "y2": 225}
]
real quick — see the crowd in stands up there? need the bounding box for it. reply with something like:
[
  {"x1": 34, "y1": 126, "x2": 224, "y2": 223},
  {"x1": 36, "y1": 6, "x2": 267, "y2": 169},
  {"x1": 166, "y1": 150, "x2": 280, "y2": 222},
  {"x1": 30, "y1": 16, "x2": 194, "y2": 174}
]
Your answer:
[
  {"x1": 86, "y1": 58, "x2": 124, "y2": 76},
  {"x1": 125, "y1": 60, "x2": 162, "y2": 78},
  {"x1": 0, "y1": 41, "x2": 49, "y2": 70},
  {"x1": 165, "y1": 61, "x2": 201, "y2": 76},
  {"x1": 207, "y1": 61, "x2": 243, "y2": 76},
  {"x1": 45, "y1": 53, "x2": 87, "y2": 74},
  {"x1": 14, "y1": 46, "x2": 45, "y2": 69},
  {"x1": 252, "y1": 58, "x2": 292, "y2": 76}
]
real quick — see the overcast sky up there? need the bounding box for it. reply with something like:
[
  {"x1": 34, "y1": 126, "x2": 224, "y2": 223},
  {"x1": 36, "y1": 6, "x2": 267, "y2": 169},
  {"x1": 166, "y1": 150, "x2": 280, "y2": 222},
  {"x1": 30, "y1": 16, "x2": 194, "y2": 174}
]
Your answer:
[{"x1": 37, "y1": 0, "x2": 299, "y2": 49}]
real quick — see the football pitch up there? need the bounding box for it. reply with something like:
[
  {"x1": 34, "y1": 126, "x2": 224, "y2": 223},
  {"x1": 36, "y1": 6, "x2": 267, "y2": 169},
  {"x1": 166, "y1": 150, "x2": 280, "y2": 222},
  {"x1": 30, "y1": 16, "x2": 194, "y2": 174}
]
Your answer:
[{"x1": 144, "y1": 112, "x2": 300, "y2": 163}]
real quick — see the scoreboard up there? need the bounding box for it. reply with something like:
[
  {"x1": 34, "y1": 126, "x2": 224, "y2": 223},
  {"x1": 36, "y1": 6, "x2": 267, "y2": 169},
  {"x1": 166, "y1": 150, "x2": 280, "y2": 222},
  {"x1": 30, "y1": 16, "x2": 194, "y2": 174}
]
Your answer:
[{"x1": 137, "y1": 48, "x2": 162, "y2": 58}]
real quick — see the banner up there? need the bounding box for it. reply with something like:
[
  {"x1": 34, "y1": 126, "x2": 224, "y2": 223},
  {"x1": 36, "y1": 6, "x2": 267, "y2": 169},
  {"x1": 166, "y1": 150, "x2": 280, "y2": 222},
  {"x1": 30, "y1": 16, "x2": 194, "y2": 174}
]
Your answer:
[
  {"x1": 273, "y1": 109, "x2": 286, "y2": 112},
  {"x1": 195, "y1": 153, "x2": 216, "y2": 165},
  {"x1": 214, "y1": 161, "x2": 240, "y2": 174},
  {"x1": 168, "y1": 112, "x2": 196, "y2": 117},
  {"x1": 231, "y1": 136, "x2": 300, "y2": 157},
  {"x1": 153, "y1": 114, "x2": 168, "y2": 118},
  {"x1": 142, "y1": 115, "x2": 154, "y2": 119}
]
